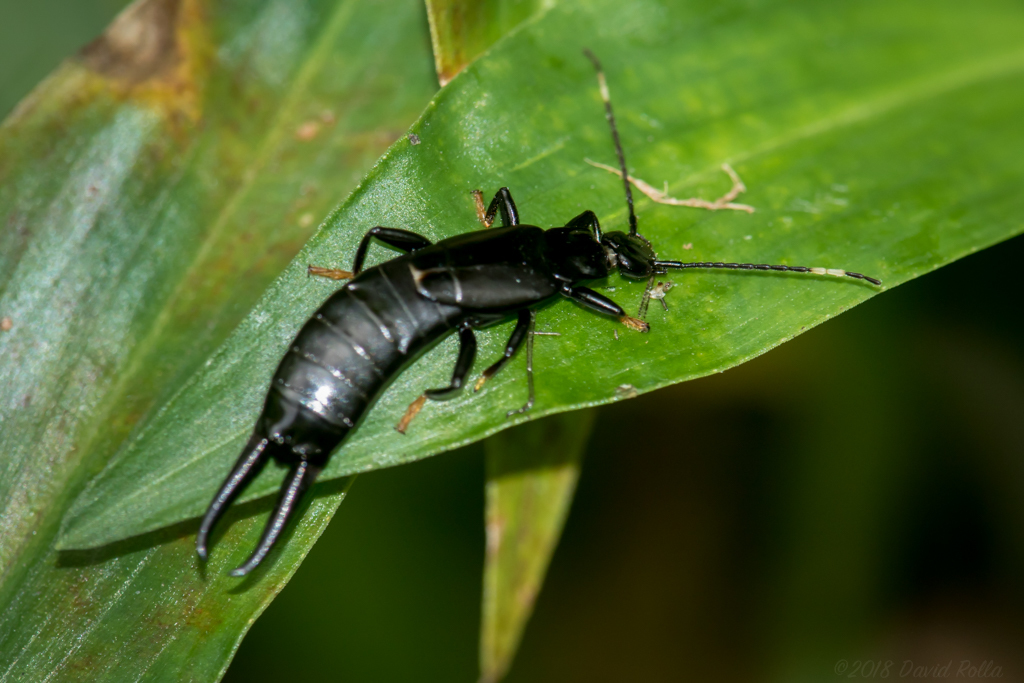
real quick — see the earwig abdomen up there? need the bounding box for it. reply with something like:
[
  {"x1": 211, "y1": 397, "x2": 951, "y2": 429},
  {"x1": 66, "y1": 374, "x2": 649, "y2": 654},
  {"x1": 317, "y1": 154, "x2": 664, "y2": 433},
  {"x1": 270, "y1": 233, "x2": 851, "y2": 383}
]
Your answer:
[
  {"x1": 263, "y1": 262, "x2": 460, "y2": 461},
  {"x1": 196, "y1": 258, "x2": 464, "y2": 574}
]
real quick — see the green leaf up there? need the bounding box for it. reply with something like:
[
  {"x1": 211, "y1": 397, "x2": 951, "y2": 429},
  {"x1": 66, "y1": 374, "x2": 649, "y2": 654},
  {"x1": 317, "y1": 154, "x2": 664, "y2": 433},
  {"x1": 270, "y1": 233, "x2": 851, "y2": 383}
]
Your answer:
[
  {"x1": 0, "y1": 0, "x2": 435, "y2": 677},
  {"x1": 480, "y1": 410, "x2": 594, "y2": 683},
  {"x1": 424, "y1": 0, "x2": 553, "y2": 85},
  {"x1": 62, "y1": 0, "x2": 1024, "y2": 556},
  {"x1": 422, "y1": 7, "x2": 587, "y2": 680}
]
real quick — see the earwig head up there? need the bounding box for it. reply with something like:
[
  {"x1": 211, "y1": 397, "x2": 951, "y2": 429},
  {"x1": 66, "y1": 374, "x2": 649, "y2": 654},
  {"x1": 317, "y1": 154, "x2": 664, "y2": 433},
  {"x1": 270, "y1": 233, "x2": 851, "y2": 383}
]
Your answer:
[{"x1": 601, "y1": 230, "x2": 657, "y2": 279}]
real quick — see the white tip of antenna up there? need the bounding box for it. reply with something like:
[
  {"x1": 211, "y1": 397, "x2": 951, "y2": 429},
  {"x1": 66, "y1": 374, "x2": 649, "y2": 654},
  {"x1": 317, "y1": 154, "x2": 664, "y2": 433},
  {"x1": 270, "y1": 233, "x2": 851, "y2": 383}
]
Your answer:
[
  {"x1": 810, "y1": 267, "x2": 847, "y2": 277},
  {"x1": 597, "y1": 73, "x2": 610, "y2": 102}
]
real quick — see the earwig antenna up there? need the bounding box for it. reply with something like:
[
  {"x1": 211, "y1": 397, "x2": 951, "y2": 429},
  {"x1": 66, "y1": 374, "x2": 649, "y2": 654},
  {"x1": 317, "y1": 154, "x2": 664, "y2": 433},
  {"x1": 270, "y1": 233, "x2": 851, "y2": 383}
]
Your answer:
[
  {"x1": 196, "y1": 435, "x2": 271, "y2": 561},
  {"x1": 584, "y1": 49, "x2": 639, "y2": 238},
  {"x1": 653, "y1": 260, "x2": 882, "y2": 285},
  {"x1": 230, "y1": 459, "x2": 322, "y2": 577}
]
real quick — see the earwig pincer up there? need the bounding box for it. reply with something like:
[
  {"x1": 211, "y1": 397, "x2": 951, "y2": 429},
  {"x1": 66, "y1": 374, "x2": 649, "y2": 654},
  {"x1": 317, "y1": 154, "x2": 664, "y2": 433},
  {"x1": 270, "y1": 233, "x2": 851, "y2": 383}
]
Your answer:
[{"x1": 196, "y1": 50, "x2": 881, "y2": 576}]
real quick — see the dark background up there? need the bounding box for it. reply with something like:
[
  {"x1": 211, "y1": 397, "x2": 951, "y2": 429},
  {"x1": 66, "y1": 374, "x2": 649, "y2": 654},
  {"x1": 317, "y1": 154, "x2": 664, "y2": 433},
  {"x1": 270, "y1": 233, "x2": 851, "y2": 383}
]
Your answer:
[{"x1": 4, "y1": 3, "x2": 1022, "y2": 681}]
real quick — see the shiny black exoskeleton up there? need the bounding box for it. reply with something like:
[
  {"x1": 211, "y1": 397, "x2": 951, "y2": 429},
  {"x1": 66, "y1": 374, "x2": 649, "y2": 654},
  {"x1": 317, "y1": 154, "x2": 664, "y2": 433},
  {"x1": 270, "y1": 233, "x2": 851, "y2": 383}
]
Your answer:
[
  {"x1": 197, "y1": 51, "x2": 881, "y2": 576},
  {"x1": 195, "y1": 190, "x2": 658, "y2": 575}
]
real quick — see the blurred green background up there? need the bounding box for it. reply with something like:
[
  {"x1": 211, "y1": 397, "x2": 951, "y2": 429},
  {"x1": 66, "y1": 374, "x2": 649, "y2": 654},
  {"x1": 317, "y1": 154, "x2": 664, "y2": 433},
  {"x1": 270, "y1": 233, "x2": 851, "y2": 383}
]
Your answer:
[{"x1": 4, "y1": 2, "x2": 1022, "y2": 681}]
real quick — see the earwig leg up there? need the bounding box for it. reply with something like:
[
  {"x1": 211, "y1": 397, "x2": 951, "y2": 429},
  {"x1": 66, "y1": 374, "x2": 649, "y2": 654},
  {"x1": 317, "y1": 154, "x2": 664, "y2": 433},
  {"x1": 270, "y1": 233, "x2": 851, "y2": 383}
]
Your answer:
[
  {"x1": 561, "y1": 284, "x2": 647, "y2": 331},
  {"x1": 507, "y1": 310, "x2": 536, "y2": 417},
  {"x1": 230, "y1": 460, "x2": 322, "y2": 577},
  {"x1": 425, "y1": 325, "x2": 477, "y2": 401},
  {"x1": 638, "y1": 276, "x2": 655, "y2": 320},
  {"x1": 473, "y1": 187, "x2": 520, "y2": 228},
  {"x1": 565, "y1": 210, "x2": 602, "y2": 241},
  {"x1": 563, "y1": 285, "x2": 624, "y2": 316},
  {"x1": 351, "y1": 227, "x2": 433, "y2": 275},
  {"x1": 646, "y1": 281, "x2": 674, "y2": 314},
  {"x1": 196, "y1": 435, "x2": 271, "y2": 561},
  {"x1": 563, "y1": 285, "x2": 650, "y2": 333},
  {"x1": 396, "y1": 325, "x2": 477, "y2": 434},
  {"x1": 475, "y1": 309, "x2": 531, "y2": 392},
  {"x1": 307, "y1": 265, "x2": 353, "y2": 280},
  {"x1": 479, "y1": 187, "x2": 520, "y2": 227}
]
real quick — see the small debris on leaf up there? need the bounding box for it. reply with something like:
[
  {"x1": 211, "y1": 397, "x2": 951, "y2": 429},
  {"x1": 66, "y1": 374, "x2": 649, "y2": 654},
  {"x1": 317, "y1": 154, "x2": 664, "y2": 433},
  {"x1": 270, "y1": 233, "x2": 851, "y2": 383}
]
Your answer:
[
  {"x1": 295, "y1": 120, "x2": 321, "y2": 141},
  {"x1": 615, "y1": 384, "x2": 638, "y2": 399},
  {"x1": 650, "y1": 281, "x2": 674, "y2": 311}
]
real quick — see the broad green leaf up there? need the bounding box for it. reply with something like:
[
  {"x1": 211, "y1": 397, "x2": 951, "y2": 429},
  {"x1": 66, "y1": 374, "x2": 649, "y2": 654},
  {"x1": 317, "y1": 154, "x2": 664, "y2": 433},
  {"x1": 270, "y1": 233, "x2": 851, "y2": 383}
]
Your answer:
[
  {"x1": 480, "y1": 410, "x2": 594, "y2": 683},
  {"x1": 62, "y1": 0, "x2": 1024, "y2": 553},
  {"x1": 0, "y1": 0, "x2": 435, "y2": 678},
  {"x1": 422, "y1": 4, "x2": 589, "y2": 679},
  {"x1": 424, "y1": 0, "x2": 553, "y2": 85}
]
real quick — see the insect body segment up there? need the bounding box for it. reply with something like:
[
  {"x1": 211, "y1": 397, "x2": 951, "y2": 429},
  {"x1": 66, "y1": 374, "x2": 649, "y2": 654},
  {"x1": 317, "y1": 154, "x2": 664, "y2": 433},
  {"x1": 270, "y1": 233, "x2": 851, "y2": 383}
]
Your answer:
[
  {"x1": 197, "y1": 185, "x2": 654, "y2": 575},
  {"x1": 197, "y1": 52, "x2": 881, "y2": 576}
]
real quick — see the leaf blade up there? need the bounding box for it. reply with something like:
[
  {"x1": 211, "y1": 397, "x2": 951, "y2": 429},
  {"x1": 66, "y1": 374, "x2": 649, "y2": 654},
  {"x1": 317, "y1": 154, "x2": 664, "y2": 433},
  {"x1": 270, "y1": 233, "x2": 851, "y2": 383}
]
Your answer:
[
  {"x1": 480, "y1": 410, "x2": 594, "y2": 683},
  {"x1": 63, "y1": 0, "x2": 1024, "y2": 550},
  {"x1": 424, "y1": 0, "x2": 553, "y2": 85},
  {"x1": 0, "y1": 0, "x2": 436, "y2": 678}
]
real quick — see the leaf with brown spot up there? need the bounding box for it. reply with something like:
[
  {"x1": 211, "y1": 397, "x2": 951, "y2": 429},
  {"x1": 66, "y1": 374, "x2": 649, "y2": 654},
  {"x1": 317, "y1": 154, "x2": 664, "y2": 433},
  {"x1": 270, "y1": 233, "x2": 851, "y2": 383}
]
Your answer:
[
  {"x1": 64, "y1": 0, "x2": 1024, "y2": 552},
  {"x1": 80, "y1": 0, "x2": 187, "y2": 84},
  {"x1": 0, "y1": 0, "x2": 436, "y2": 678}
]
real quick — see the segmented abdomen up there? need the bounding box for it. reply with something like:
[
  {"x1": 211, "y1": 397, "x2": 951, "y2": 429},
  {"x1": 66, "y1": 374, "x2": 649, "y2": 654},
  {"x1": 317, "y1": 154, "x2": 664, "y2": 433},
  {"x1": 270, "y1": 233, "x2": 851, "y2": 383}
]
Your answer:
[{"x1": 264, "y1": 259, "x2": 460, "y2": 457}]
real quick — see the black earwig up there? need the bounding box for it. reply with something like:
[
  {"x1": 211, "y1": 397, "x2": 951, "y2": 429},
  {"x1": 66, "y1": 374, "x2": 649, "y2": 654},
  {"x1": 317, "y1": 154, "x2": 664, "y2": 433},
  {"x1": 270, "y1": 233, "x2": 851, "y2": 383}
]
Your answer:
[{"x1": 196, "y1": 52, "x2": 881, "y2": 576}]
